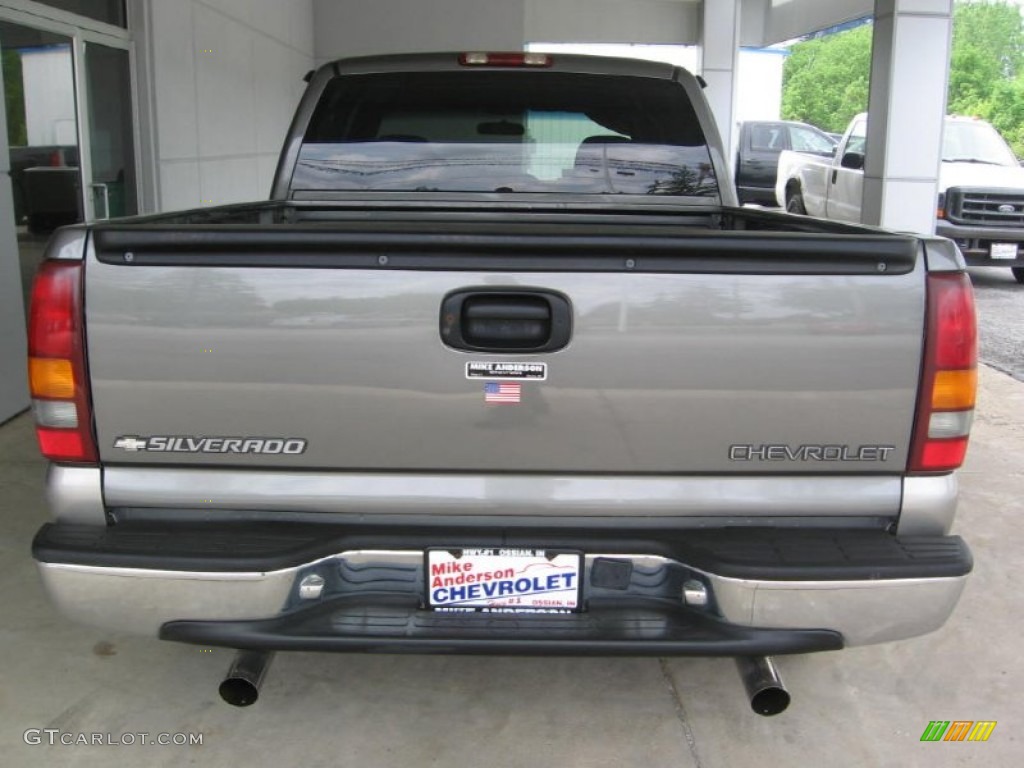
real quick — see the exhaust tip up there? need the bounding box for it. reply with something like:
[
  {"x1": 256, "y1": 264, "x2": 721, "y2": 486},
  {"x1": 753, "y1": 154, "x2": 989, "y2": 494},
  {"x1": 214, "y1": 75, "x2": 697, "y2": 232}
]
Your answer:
[
  {"x1": 219, "y1": 676, "x2": 260, "y2": 707},
  {"x1": 219, "y1": 650, "x2": 274, "y2": 707},
  {"x1": 735, "y1": 656, "x2": 790, "y2": 717},
  {"x1": 749, "y1": 685, "x2": 790, "y2": 716}
]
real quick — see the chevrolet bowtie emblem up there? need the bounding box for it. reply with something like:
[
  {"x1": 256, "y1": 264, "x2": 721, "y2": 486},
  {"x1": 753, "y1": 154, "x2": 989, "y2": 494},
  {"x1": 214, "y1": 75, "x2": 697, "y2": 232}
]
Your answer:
[{"x1": 113, "y1": 437, "x2": 149, "y2": 452}]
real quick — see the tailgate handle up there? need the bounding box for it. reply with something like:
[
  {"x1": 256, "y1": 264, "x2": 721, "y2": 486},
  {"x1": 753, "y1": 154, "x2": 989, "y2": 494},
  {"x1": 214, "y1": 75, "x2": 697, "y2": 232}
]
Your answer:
[{"x1": 441, "y1": 289, "x2": 572, "y2": 352}]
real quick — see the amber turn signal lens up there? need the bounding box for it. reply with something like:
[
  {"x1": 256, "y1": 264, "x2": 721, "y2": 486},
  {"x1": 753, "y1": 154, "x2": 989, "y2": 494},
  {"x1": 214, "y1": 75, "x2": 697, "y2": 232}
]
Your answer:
[
  {"x1": 931, "y1": 369, "x2": 977, "y2": 410},
  {"x1": 28, "y1": 357, "x2": 75, "y2": 399}
]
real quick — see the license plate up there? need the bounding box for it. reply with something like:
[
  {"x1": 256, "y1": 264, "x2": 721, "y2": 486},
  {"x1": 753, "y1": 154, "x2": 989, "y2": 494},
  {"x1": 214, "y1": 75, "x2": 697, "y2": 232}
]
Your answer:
[
  {"x1": 426, "y1": 548, "x2": 582, "y2": 612},
  {"x1": 991, "y1": 243, "x2": 1018, "y2": 260}
]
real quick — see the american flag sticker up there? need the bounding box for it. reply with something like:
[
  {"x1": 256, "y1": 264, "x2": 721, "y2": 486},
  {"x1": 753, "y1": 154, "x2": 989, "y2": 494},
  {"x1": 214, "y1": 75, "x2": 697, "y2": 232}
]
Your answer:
[{"x1": 484, "y1": 381, "x2": 522, "y2": 404}]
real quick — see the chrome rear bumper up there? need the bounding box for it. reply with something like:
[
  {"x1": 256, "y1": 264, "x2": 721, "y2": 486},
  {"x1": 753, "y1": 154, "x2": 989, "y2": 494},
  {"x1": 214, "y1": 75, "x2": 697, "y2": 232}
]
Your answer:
[{"x1": 37, "y1": 548, "x2": 968, "y2": 648}]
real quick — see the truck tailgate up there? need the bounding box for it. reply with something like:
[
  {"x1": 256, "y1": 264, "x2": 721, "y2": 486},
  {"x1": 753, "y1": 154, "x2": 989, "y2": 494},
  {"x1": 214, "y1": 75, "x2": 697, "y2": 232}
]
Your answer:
[{"x1": 85, "y1": 222, "x2": 923, "y2": 475}]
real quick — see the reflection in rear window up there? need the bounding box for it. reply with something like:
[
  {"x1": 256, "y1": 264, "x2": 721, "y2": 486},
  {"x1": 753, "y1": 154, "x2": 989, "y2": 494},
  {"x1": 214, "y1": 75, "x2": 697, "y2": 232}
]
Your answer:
[{"x1": 294, "y1": 71, "x2": 718, "y2": 198}]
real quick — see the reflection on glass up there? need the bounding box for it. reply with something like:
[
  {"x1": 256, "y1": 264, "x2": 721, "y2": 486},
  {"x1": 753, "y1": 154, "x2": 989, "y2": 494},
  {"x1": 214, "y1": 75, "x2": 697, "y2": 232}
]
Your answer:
[
  {"x1": 1, "y1": 22, "x2": 80, "y2": 233},
  {"x1": 295, "y1": 142, "x2": 717, "y2": 196},
  {"x1": 298, "y1": 70, "x2": 720, "y2": 198},
  {"x1": 85, "y1": 43, "x2": 137, "y2": 218},
  {"x1": 34, "y1": 1, "x2": 126, "y2": 28}
]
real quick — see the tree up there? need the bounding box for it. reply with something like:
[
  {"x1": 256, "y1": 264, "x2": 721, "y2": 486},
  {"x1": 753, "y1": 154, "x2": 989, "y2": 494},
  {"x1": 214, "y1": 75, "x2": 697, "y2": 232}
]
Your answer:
[
  {"x1": 948, "y1": 0, "x2": 1024, "y2": 116},
  {"x1": 782, "y1": 1, "x2": 1024, "y2": 156},
  {"x1": 781, "y1": 24, "x2": 872, "y2": 133},
  {"x1": 983, "y1": 75, "x2": 1024, "y2": 154},
  {"x1": 2, "y1": 51, "x2": 26, "y2": 147}
]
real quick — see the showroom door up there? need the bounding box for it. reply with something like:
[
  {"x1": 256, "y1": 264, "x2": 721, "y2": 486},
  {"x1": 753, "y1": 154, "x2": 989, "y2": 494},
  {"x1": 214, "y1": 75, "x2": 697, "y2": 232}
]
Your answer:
[
  {"x1": 0, "y1": 4, "x2": 137, "y2": 423},
  {"x1": 82, "y1": 41, "x2": 137, "y2": 221}
]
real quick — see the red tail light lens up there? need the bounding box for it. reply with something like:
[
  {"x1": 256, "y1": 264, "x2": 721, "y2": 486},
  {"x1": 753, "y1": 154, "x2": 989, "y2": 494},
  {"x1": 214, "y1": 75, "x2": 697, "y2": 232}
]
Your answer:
[
  {"x1": 932, "y1": 274, "x2": 977, "y2": 369},
  {"x1": 28, "y1": 262, "x2": 77, "y2": 358},
  {"x1": 28, "y1": 260, "x2": 97, "y2": 463},
  {"x1": 909, "y1": 272, "x2": 977, "y2": 473}
]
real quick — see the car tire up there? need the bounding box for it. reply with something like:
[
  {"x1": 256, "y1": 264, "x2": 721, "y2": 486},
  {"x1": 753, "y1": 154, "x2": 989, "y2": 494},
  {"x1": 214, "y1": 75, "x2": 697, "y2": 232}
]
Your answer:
[
  {"x1": 786, "y1": 189, "x2": 807, "y2": 215},
  {"x1": 1013, "y1": 267, "x2": 1024, "y2": 284}
]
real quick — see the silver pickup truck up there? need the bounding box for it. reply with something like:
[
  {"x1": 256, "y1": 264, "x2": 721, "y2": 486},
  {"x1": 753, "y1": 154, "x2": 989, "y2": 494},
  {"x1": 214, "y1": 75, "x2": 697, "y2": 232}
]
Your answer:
[{"x1": 29, "y1": 52, "x2": 976, "y2": 715}]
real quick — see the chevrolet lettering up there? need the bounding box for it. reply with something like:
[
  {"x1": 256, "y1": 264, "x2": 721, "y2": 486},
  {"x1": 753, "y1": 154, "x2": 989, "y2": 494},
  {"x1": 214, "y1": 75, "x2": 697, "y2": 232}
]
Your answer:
[{"x1": 729, "y1": 444, "x2": 897, "y2": 462}]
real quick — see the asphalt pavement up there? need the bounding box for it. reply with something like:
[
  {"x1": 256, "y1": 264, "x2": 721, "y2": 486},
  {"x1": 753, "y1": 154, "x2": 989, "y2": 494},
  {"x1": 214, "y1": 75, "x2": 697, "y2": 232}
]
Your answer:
[{"x1": 971, "y1": 266, "x2": 1024, "y2": 382}]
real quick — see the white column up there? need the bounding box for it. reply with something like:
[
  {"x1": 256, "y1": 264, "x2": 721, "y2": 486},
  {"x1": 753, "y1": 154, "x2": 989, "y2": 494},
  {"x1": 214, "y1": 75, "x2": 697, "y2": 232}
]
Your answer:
[
  {"x1": 0, "y1": 66, "x2": 29, "y2": 423},
  {"x1": 698, "y1": 0, "x2": 741, "y2": 160},
  {"x1": 862, "y1": 0, "x2": 953, "y2": 233}
]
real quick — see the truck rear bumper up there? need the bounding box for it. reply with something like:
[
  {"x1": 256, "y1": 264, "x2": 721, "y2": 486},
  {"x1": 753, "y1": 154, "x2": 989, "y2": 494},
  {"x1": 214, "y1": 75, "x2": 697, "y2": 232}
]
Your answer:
[{"x1": 33, "y1": 523, "x2": 971, "y2": 651}]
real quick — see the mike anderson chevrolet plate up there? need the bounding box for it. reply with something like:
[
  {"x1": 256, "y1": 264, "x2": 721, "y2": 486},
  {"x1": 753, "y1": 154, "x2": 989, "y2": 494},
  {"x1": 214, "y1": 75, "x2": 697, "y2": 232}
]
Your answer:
[{"x1": 427, "y1": 548, "x2": 582, "y2": 612}]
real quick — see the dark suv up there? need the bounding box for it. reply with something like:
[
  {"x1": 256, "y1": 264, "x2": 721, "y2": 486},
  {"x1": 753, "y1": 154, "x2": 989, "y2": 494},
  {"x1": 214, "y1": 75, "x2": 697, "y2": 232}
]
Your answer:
[{"x1": 735, "y1": 120, "x2": 836, "y2": 205}]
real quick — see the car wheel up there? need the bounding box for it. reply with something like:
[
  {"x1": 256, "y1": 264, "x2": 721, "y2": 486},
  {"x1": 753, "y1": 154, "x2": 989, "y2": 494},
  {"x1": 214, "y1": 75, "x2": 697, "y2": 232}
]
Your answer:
[
  {"x1": 786, "y1": 189, "x2": 807, "y2": 215},
  {"x1": 1013, "y1": 267, "x2": 1024, "y2": 284}
]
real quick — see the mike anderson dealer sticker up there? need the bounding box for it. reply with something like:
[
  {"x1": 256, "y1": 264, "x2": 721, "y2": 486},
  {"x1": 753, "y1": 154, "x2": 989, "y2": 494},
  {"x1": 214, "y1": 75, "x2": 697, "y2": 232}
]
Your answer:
[
  {"x1": 466, "y1": 362, "x2": 547, "y2": 380},
  {"x1": 427, "y1": 548, "x2": 581, "y2": 611}
]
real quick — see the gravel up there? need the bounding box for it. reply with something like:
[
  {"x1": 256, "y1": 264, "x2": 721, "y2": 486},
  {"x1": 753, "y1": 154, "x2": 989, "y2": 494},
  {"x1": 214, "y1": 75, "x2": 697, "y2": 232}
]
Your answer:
[{"x1": 970, "y1": 266, "x2": 1024, "y2": 382}]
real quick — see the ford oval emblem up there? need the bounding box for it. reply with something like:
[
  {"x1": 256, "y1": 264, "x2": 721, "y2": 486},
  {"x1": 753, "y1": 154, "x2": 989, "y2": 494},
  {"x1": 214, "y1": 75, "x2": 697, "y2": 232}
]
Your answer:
[{"x1": 998, "y1": 203, "x2": 1016, "y2": 213}]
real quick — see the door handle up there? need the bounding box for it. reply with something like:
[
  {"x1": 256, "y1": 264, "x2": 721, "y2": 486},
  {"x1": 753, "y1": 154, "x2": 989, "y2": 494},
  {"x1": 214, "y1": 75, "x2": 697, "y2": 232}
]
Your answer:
[{"x1": 441, "y1": 289, "x2": 572, "y2": 352}]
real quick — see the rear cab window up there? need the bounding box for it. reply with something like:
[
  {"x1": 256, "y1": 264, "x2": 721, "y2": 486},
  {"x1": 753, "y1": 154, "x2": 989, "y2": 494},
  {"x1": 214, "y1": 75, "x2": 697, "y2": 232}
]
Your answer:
[{"x1": 293, "y1": 70, "x2": 719, "y2": 198}]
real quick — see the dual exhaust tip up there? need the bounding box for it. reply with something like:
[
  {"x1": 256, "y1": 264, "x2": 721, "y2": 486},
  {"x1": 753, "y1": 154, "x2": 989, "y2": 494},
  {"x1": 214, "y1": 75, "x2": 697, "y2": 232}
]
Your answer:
[
  {"x1": 217, "y1": 650, "x2": 789, "y2": 716},
  {"x1": 735, "y1": 656, "x2": 790, "y2": 716},
  {"x1": 218, "y1": 650, "x2": 275, "y2": 708}
]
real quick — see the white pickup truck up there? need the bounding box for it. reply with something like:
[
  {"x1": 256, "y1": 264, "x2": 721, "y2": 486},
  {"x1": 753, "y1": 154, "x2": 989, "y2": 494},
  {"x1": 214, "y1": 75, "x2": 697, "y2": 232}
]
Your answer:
[{"x1": 777, "y1": 113, "x2": 1024, "y2": 283}]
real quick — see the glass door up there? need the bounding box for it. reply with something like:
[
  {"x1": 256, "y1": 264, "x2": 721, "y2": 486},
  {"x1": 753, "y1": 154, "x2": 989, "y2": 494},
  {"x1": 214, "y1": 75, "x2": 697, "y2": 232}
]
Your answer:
[
  {"x1": 1, "y1": 22, "x2": 79, "y2": 230},
  {"x1": 0, "y1": 4, "x2": 134, "y2": 422},
  {"x1": 83, "y1": 41, "x2": 136, "y2": 219},
  {"x1": 0, "y1": 18, "x2": 137, "y2": 315},
  {"x1": 0, "y1": 21, "x2": 79, "y2": 319}
]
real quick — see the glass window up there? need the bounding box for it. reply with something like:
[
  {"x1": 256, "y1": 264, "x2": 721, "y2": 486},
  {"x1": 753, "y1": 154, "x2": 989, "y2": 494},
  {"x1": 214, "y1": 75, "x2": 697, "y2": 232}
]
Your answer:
[
  {"x1": 750, "y1": 124, "x2": 786, "y2": 151},
  {"x1": 85, "y1": 43, "x2": 137, "y2": 217},
  {"x1": 0, "y1": 21, "x2": 81, "y2": 233},
  {"x1": 845, "y1": 135, "x2": 866, "y2": 155},
  {"x1": 941, "y1": 120, "x2": 1018, "y2": 166},
  {"x1": 36, "y1": 1, "x2": 126, "y2": 28},
  {"x1": 297, "y1": 71, "x2": 718, "y2": 198},
  {"x1": 844, "y1": 120, "x2": 867, "y2": 155},
  {"x1": 790, "y1": 126, "x2": 834, "y2": 154}
]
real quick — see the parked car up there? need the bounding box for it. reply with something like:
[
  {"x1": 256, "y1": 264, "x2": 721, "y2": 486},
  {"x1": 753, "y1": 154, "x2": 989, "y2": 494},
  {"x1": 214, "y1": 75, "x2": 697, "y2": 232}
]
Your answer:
[
  {"x1": 734, "y1": 120, "x2": 837, "y2": 205},
  {"x1": 777, "y1": 113, "x2": 1024, "y2": 282},
  {"x1": 30, "y1": 52, "x2": 975, "y2": 715}
]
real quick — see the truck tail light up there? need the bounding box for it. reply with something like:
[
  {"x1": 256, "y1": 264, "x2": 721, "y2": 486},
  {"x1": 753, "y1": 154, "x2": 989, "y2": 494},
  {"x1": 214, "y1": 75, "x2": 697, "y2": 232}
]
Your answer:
[
  {"x1": 459, "y1": 52, "x2": 552, "y2": 67},
  {"x1": 27, "y1": 260, "x2": 97, "y2": 463},
  {"x1": 909, "y1": 272, "x2": 977, "y2": 473}
]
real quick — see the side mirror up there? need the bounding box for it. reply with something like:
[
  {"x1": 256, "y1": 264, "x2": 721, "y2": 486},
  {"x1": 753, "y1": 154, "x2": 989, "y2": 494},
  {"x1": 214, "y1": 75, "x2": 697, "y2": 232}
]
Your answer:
[{"x1": 840, "y1": 151, "x2": 865, "y2": 170}]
